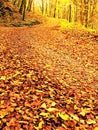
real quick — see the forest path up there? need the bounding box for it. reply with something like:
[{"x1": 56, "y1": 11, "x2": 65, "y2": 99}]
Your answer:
[
  {"x1": 0, "y1": 25, "x2": 98, "y2": 88},
  {"x1": 0, "y1": 25, "x2": 98, "y2": 129}
]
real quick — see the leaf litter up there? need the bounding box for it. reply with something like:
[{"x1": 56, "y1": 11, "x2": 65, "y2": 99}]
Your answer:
[{"x1": 0, "y1": 25, "x2": 98, "y2": 130}]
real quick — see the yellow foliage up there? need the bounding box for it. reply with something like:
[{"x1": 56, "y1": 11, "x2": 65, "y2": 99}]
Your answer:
[
  {"x1": 94, "y1": 127, "x2": 98, "y2": 130},
  {"x1": 58, "y1": 113, "x2": 69, "y2": 121},
  {"x1": 0, "y1": 110, "x2": 8, "y2": 118},
  {"x1": 87, "y1": 119, "x2": 96, "y2": 125}
]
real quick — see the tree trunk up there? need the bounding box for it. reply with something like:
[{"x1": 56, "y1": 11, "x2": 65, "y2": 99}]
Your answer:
[
  {"x1": 27, "y1": 0, "x2": 33, "y2": 11},
  {"x1": 22, "y1": 0, "x2": 26, "y2": 21},
  {"x1": 68, "y1": 4, "x2": 71, "y2": 22},
  {"x1": 74, "y1": 5, "x2": 77, "y2": 22},
  {"x1": 49, "y1": 0, "x2": 52, "y2": 16},
  {"x1": 41, "y1": 0, "x2": 44, "y2": 14},
  {"x1": 32, "y1": 0, "x2": 35, "y2": 13},
  {"x1": 84, "y1": 0, "x2": 89, "y2": 27},
  {"x1": 19, "y1": 0, "x2": 24, "y2": 14},
  {"x1": 17, "y1": 0, "x2": 22, "y2": 7},
  {"x1": 53, "y1": 0, "x2": 57, "y2": 17}
]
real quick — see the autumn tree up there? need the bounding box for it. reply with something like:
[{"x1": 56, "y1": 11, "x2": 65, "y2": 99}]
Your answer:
[
  {"x1": 19, "y1": 0, "x2": 26, "y2": 20},
  {"x1": 27, "y1": 0, "x2": 33, "y2": 11},
  {"x1": 88, "y1": 0, "x2": 98, "y2": 28},
  {"x1": 41, "y1": 0, "x2": 44, "y2": 14},
  {"x1": 53, "y1": 0, "x2": 58, "y2": 17},
  {"x1": 7, "y1": 0, "x2": 98, "y2": 28},
  {"x1": 72, "y1": 0, "x2": 98, "y2": 27}
]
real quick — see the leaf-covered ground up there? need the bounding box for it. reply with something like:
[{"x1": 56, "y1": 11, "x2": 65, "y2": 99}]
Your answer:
[{"x1": 0, "y1": 25, "x2": 98, "y2": 130}]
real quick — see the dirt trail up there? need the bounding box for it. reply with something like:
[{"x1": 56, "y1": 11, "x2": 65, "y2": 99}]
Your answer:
[
  {"x1": 0, "y1": 25, "x2": 98, "y2": 129},
  {"x1": 0, "y1": 25, "x2": 98, "y2": 88}
]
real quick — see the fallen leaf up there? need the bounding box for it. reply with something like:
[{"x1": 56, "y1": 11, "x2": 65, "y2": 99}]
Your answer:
[
  {"x1": 11, "y1": 80, "x2": 23, "y2": 85},
  {"x1": 40, "y1": 103, "x2": 47, "y2": 109},
  {"x1": 57, "y1": 126, "x2": 66, "y2": 130},
  {"x1": 70, "y1": 114, "x2": 79, "y2": 121},
  {"x1": 0, "y1": 76, "x2": 6, "y2": 80},
  {"x1": 38, "y1": 120, "x2": 44, "y2": 129},
  {"x1": 47, "y1": 107, "x2": 58, "y2": 112},
  {"x1": 0, "y1": 110, "x2": 8, "y2": 118},
  {"x1": 23, "y1": 115, "x2": 30, "y2": 120},
  {"x1": 40, "y1": 112, "x2": 49, "y2": 117},
  {"x1": 0, "y1": 100, "x2": 4, "y2": 105},
  {"x1": 58, "y1": 113, "x2": 69, "y2": 121},
  {"x1": 94, "y1": 127, "x2": 98, "y2": 130},
  {"x1": 80, "y1": 108, "x2": 91, "y2": 116},
  {"x1": 19, "y1": 121, "x2": 28, "y2": 124},
  {"x1": 96, "y1": 116, "x2": 98, "y2": 119},
  {"x1": 51, "y1": 101, "x2": 56, "y2": 107},
  {"x1": 87, "y1": 119, "x2": 96, "y2": 124}
]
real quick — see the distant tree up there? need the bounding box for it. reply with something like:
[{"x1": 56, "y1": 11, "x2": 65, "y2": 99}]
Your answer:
[
  {"x1": 41, "y1": 0, "x2": 44, "y2": 14},
  {"x1": 27, "y1": 0, "x2": 33, "y2": 11},
  {"x1": 53, "y1": 0, "x2": 58, "y2": 17},
  {"x1": 17, "y1": 0, "x2": 22, "y2": 7},
  {"x1": 22, "y1": 0, "x2": 26, "y2": 20},
  {"x1": 13, "y1": 0, "x2": 18, "y2": 5},
  {"x1": 19, "y1": 0, "x2": 24, "y2": 14},
  {"x1": 72, "y1": 0, "x2": 98, "y2": 27},
  {"x1": 19, "y1": 0, "x2": 26, "y2": 20}
]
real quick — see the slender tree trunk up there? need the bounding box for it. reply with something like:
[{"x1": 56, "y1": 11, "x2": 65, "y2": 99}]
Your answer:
[
  {"x1": 68, "y1": 4, "x2": 71, "y2": 22},
  {"x1": 27, "y1": 0, "x2": 33, "y2": 11},
  {"x1": 19, "y1": 0, "x2": 24, "y2": 14},
  {"x1": 84, "y1": 0, "x2": 89, "y2": 27},
  {"x1": 32, "y1": 0, "x2": 35, "y2": 13},
  {"x1": 17, "y1": 0, "x2": 22, "y2": 7},
  {"x1": 74, "y1": 5, "x2": 77, "y2": 22},
  {"x1": 22, "y1": 0, "x2": 26, "y2": 20},
  {"x1": 45, "y1": 1, "x2": 48, "y2": 15},
  {"x1": 53, "y1": 0, "x2": 57, "y2": 17},
  {"x1": 19, "y1": 0, "x2": 26, "y2": 20},
  {"x1": 80, "y1": 7, "x2": 83, "y2": 25},
  {"x1": 41, "y1": 0, "x2": 44, "y2": 14},
  {"x1": 49, "y1": 0, "x2": 52, "y2": 16},
  {"x1": 13, "y1": 0, "x2": 17, "y2": 5}
]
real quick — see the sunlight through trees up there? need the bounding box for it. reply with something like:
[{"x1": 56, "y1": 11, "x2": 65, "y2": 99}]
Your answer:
[{"x1": 2, "y1": 0, "x2": 98, "y2": 29}]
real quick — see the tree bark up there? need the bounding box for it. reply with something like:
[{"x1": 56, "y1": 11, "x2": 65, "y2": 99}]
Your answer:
[
  {"x1": 53, "y1": 0, "x2": 58, "y2": 17},
  {"x1": 22, "y1": 0, "x2": 26, "y2": 20}
]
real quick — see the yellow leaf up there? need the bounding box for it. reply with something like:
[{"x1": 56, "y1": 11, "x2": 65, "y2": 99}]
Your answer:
[
  {"x1": 25, "y1": 102, "x2": 31, "y2": 107},
  {"x1": 51, "y1": 102, "x2": 56, "y2": 107},
  {"x1": 87, "y1": 119, "x2": 96, "y2": 124},
  {"x1": 66, "y1": 98, "x2": 73, "y2": 104},
  {"x1": 0, "y1": 76, "x2": 6, "y2": 80},
  {"x1": 11, "y1": 80, "x2": 23, "y2": 85},
  {"x1": 40, "y1": 112, "x2": 49, "y2": 117},
  {"x1": 47, "y1": 108, "x2": 58, "y2": 112},
  {"x1": 96, "y1": 116, "x2": 98, "y2": 119},
  {"x1": 80, "y1": 110, "x2": 86, "y2": 116},
  {"x1": 19, "y1": 121, "x2": 28, "y2": 124},
  {"x1": 74, "y1": 105, "x2": 78, "y2": 110},
  {"x1": 94, "y1": 127, "x2": 98, "y2": 130},
  {"x1": 38, "y1": 120, "x2": 44, "y2": 129},
  {"x1": 80, "y1": 108, "x2": 90, "y2": 116},
  {"x1": 80, "y1": 119, "x2": 85, "y2": 124},
  {"x1": 58, "y1": 113, "x2": 69, "y2": 121},
  {"x1": 23, "y1": 115, "x2": 30, "y2": 120},
  {"x1": 11, "y1": 102, "x2": 17, "y2": 107},
  {"x1": 70, "y1": 114, "x2": 79, "y2": 121},
  {"x1": 25, "y1": 109, "x2": 33, "y2": 117},
  {"x1": 40, "y1": 103, "x2": 47, "y2": 109},
  {"x1": 45, "y1": 64, "x2": 51, "y2": 68},
  {"x1": 12, "y1": 71, "x2": 20, "y2": 77},
  {"x1": 0, "y1": 110, "x2": 8, "y2": 118},
  {"x1": 0, "y1": 100, "x2": 4, "y2": 105}
]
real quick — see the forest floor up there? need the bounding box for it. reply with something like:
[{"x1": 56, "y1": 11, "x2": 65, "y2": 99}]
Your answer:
[{"x1": 0, "y1": 22, "x2": 98, "y2": 130}]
